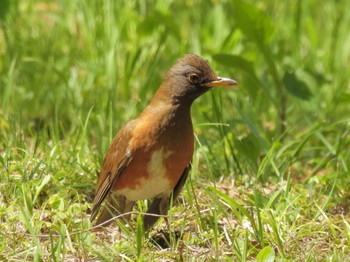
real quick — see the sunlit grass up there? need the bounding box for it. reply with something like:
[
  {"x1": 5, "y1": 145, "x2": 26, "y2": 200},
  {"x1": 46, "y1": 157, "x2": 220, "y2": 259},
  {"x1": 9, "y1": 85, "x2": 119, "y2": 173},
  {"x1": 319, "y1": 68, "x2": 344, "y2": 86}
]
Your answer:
[{"x1": 1, "y1": 0, "x2": 350, "y2": 260}]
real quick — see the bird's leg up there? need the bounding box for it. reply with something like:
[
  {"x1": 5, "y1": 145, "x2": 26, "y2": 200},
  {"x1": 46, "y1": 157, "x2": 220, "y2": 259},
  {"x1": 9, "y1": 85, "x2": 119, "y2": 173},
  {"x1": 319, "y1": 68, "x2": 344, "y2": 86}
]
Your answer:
[
  {"x1": 159, "y1": 196, "x2": 171, "y2": 230},
  {"x1": 144, "y1": 194, "x2": 171, "y2": 228},
  {"x1": 163, "y1": 216, "x2": 170, "y2": 231},
  {"x1": 143, "y1": 197, "x2": 162, "y2": 231}
]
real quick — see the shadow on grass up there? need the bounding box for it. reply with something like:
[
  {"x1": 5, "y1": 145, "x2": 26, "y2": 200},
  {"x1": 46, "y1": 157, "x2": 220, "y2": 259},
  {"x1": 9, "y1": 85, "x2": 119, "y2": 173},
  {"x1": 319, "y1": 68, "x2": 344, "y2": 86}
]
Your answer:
[{"x1": 150, "y1": 229, "x2": 182, "y2": 249}]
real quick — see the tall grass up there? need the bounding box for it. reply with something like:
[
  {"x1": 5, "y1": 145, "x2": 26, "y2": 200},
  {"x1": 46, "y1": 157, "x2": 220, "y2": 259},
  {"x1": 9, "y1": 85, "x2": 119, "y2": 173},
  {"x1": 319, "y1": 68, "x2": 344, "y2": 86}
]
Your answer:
[{"x1": 0, "y1": 0, "x2": 349, "y2": 260}]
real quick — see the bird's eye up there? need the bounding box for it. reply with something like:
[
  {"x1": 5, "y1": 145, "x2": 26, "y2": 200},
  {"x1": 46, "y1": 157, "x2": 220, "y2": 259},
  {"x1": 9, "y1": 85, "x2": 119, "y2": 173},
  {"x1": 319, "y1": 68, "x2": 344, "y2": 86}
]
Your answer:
[{"x1": 188, "y1": 73, "x2": 200, "y2": 84}]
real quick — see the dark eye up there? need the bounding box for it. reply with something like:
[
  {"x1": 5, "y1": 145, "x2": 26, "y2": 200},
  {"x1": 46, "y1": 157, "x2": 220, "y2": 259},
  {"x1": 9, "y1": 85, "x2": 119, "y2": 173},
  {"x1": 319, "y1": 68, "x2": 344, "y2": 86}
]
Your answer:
[{"x1": 188, "y1": 73, "x2": 200, "y2": 84}]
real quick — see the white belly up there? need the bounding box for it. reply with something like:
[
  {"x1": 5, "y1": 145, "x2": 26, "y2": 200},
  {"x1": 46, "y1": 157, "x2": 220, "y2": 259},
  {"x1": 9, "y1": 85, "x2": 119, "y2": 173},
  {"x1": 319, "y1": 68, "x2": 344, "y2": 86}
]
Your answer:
[{"x1": 116, "y1": 147, "x2": 173, "y2": 201}]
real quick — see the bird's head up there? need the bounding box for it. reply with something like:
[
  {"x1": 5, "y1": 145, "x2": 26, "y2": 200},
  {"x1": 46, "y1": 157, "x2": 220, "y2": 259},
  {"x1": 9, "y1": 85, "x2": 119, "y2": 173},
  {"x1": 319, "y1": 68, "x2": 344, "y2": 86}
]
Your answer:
[{"x1": 163, "y1": 54, "x2": 238, "y2": 104}]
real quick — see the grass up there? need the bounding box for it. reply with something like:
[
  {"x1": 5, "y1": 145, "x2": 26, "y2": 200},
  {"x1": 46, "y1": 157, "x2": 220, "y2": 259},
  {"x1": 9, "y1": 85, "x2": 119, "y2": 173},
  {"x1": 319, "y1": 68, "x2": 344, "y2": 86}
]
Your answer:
[{"x1": 1, "y1": 0, "x2": 350, "y2": 260}]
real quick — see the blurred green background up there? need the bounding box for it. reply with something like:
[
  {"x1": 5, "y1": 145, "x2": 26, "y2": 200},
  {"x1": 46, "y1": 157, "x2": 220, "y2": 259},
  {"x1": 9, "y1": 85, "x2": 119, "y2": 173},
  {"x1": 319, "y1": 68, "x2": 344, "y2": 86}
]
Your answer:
[{"x1": 1, "y1": 0, "x2": 349, "y2": 260}]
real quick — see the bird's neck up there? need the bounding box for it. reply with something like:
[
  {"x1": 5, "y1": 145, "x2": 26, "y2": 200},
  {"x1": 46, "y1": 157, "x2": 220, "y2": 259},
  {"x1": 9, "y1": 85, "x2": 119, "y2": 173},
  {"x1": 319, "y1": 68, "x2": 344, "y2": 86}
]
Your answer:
[
  {"x1": 150, "y1": 84, "x2": 193, "y2": 112},
  {"x1": 140, "y1": 86, "x2": 193, "y2": 126}
]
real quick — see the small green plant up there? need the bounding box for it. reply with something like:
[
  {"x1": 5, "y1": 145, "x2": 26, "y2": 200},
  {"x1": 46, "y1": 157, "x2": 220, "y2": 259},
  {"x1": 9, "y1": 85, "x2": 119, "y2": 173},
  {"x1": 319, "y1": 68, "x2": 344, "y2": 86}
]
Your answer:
[{"x1": 0, "y1": 0, "x2": 349, "y2": 260}]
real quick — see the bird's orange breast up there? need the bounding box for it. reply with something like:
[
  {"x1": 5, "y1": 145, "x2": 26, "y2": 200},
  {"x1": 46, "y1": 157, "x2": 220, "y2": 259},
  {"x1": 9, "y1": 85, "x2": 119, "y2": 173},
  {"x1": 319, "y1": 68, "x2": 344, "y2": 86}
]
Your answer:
[{"x1": 113, "y1": 112, "x2": 194, "y2": 201}]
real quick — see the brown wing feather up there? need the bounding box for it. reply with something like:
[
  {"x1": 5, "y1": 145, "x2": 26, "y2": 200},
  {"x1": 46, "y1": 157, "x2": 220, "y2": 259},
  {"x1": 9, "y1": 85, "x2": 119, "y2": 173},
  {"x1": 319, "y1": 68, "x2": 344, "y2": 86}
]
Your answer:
[
  {"x1": 172, "y1": 163, "x2": 191, "y2": 200},
  {"x1": 90, "y1": 120, "x2": 137, "y2": 222}
]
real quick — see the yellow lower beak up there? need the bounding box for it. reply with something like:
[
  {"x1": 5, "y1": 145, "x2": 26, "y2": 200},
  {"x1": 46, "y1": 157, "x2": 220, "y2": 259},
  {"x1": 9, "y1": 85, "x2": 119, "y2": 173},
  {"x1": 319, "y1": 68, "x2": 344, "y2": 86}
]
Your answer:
[{"x1": 210, "y1": 77, "x2": 238, "y2": 87}]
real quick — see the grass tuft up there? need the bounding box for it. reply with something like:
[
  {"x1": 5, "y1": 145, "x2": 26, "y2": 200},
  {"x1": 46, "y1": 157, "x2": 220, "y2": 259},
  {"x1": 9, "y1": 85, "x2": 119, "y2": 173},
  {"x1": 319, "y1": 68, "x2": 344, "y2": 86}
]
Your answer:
[{"x1": 1, "y1": 0, "x2": 350, "y2": 260}]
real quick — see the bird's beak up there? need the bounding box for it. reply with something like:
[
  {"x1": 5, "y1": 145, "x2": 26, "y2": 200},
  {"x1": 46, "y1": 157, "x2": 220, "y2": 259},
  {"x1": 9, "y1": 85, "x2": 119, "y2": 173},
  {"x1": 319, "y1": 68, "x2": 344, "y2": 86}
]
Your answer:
[{"x1": 209, "y1": 77, "x2": 238, "y2": 87}]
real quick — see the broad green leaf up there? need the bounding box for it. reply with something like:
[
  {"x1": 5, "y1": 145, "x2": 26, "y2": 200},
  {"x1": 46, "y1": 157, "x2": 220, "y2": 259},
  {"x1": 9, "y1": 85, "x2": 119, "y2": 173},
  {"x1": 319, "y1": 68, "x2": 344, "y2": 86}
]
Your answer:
[
  {"x1": 213, "y1": 54, "x2": 265, "y2": 99},
  {"x1": 0, "y1": 0, "x2": 10, "y2": 22},
  {"x1": 213, "y1": 54, "x2": 255, "y2": 74},
  {"x1": 283, "y1": 71, "x2": 313, "y2": 100},
  {"x1": 138, "y1": 10, "x2": 180, "y2": 40},
  {"x1": 234, "y1": 134, "x2": 260, "y2": 168},
  {"x1": 337, "y1": 93, "x2": 350, "y2": 104},
  {"x1": 257, "y1": 246, "x2": 275, "y2": 262},
  {"x1": 230, "y1": 0, "x2": 274, "y2": 45},
  {"x1": 213, "y1": 54, "x2": 274, "y2": 103}
]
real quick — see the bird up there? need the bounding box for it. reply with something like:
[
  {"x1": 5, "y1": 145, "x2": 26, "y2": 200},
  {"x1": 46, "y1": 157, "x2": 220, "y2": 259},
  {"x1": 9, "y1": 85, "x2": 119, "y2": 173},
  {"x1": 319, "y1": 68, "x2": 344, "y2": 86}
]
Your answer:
[{"x1": 90, "y1": 54, "x2": 237, "y2": 230}]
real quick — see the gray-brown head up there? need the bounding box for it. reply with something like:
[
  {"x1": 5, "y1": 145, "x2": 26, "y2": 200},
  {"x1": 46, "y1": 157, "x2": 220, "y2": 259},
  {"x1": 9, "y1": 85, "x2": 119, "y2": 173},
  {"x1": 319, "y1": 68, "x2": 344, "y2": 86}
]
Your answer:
[{"x1": 162, "y1": 54, "x2": 238, "y2": 104}]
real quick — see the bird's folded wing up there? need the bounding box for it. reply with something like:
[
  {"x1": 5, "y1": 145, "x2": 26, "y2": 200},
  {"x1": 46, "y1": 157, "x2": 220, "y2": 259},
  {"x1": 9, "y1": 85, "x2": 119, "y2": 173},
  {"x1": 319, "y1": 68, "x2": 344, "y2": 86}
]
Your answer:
[
  {"x1": 173, "y1": 164, "x2": 191, "y2": 200},
  {"x1": 90, "y1": 121, "x2": 136, "y2": 222}
]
